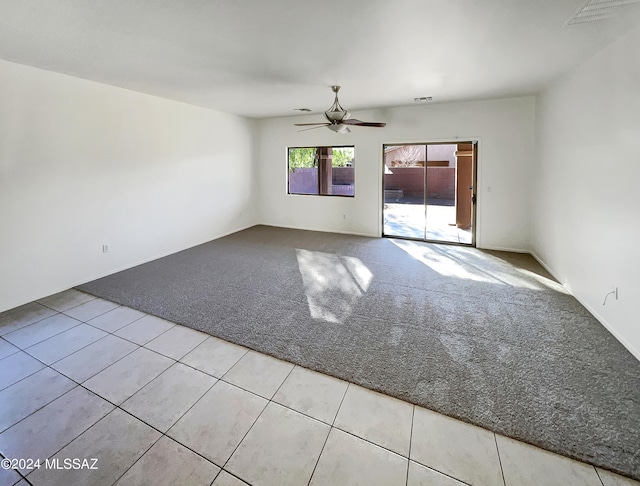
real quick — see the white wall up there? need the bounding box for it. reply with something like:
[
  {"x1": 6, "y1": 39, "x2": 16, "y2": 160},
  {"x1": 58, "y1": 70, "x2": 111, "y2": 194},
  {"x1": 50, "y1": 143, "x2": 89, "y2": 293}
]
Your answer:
[
  {"x1": 532, "y1": 25, "x2": 640, "y2": 358},
  {"x1": 256, "y1": 96, "x2": 536, "y2": 250},
  {"x1": 0, "y1": 59, "x2": 257, "y2": 312}
]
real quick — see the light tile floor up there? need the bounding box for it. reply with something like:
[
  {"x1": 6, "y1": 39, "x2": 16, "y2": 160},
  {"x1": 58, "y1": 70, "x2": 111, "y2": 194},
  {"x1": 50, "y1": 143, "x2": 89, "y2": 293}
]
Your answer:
[{"x1": 1, "y1": 289, "x2": 638, "y2": 486}]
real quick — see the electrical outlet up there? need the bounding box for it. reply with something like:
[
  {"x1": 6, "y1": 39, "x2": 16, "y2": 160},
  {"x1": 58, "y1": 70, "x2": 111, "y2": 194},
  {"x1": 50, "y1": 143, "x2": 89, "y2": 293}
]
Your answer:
[{"x1": 102, "y1": 244, "x2": 109, "y2": 253}]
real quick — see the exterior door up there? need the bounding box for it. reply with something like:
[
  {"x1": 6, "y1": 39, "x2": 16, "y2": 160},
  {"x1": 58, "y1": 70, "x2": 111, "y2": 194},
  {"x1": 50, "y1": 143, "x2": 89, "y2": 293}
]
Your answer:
[{"x1": 383, "y1": 142, "x2": 476, "y2": 245}]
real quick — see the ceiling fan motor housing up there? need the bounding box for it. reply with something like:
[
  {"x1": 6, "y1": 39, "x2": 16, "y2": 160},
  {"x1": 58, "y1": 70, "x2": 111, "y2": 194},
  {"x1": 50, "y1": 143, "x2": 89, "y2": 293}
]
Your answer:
[{"x1": 294, "y1": 85, "x2": 385, "y2": 132}]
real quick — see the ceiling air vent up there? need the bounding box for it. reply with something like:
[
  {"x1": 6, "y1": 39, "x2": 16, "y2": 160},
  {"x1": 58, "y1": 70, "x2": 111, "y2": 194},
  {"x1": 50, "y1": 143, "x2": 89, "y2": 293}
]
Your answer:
[{"x1": 566, "y1": 0, "x2": 640, "y2": 25}]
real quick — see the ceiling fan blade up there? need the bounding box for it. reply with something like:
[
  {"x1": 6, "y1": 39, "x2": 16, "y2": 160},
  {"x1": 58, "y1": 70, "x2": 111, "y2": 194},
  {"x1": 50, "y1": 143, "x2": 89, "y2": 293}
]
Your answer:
[
  {"x1": 294, "y1": 123, "x2": 330, "y2": 126},
  {"x1": 342, "y1": 119, "x2": 386, "y2": 127},
  {"x1": 297, "y1": 125, "x2": 327, "y2": 132},
  {"x1": 341, "y1": 118, "x2": 364, "y2": 124}
]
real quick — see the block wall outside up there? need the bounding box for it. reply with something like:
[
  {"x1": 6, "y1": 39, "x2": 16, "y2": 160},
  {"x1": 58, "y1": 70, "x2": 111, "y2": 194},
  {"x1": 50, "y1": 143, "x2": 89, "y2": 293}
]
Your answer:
[
  {"x1": 289, "y1": 168, "x2": 318, "y2": 194},
  {"x1": 427, "y1": 167, "x2": 455, "y2": 199},
  {"x1": 289, "y1": 167, "x2": 354, "y2": 196},
  {"x1": 383, "y1": 167, "x2": 454, "y2": 199}
]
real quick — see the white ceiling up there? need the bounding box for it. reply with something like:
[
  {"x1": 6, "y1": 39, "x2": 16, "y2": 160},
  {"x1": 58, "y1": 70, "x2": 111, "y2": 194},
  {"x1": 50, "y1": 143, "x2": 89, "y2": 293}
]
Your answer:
[{"x1": 0, "y1": 0, "x2": 639, "y2": 118}]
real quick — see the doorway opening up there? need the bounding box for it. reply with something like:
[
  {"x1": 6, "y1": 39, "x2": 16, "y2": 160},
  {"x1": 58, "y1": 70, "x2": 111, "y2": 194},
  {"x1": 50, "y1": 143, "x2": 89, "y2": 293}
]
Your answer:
[{"x1": 382, "y1": 142, "x2": 477, "y2": 245}]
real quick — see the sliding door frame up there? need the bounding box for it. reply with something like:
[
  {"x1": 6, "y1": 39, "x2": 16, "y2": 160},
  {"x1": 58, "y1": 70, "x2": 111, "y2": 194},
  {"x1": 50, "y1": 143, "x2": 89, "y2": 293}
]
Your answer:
[{"x1": 381, "y1": 140, "x2": 478, "y2": 247}]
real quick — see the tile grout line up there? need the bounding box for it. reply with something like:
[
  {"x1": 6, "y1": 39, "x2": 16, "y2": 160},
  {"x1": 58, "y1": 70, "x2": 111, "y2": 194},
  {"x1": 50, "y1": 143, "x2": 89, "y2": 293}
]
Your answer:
[
  {"x1": 593, "y1": 466, "x2": 605, "y2": 486},
  {"x1": 494, "y1": 434, "x2": 507, "y2": 486},
  {"x1": 17, "y1": 390, "x2": 116, "y2": 481},
  {"x1": 305, "y1": 427, "x2": 331, "y2": 486},
  {"x1": 30, "y1": 402, "x2": 142, "y2": 482},
  {"x1": 331, "y1": 380, "x2": 351, "y2": 427},
  {"x1": 0, "y1": 337, "x2": 20, "y2": 360},
  {"x1": 47, "y1": 332, "x2": 121, "y2": 367},
  {"x1": 0, "y1": 310, "x2": 59, "y2": 340},
  {"x1": 37, "y1": 292, "x2": 98, "y2": 313},
  {"x1": 159, "y1": 361, "x2": 319, "y2": 484},
  {"x1": 83, "y1": 318, "x2": 158, "y2": 344},
  {"x1": 158, "y1": 377, "x2": 220, "y2": 443},
  {"x1": 218, "y1": 396, "x2": 270, "y2": 473},
  {"x1": 118, "y1": 358, "x2": 181, "y2": 410},
  {"x1": 0, "y1": 366, "x2": 44, "y2": 394},
  {"x1": 120, "y1": 371, "x2": 274, "y2": 486},
  {"x1": 134, "y1": 364, "x2": 216, "y2": 427},
  {"x1": 112, "y1": 394, "x2": 221, "y2": 470},
  {"x1": 47, "y1": 336, "x2": 142, "y2": 388},
  {"x1": 268, "y1": 363, "x2": 297, "y2": 400},
  {"x1": 60, "y1": 302, "x2": 121, "y2": 324},
  {"x1": 210, "y1": 361, "x2": 306, "y2": 481},
  {"x1": 307, "y1": 382, "x2": 351, "y2": 486},
  {"x1": 78, "y1": 349, "x2": 176, "y2": 406},
  {"x1": 0, "y1": 370, "x2": 77, "y2": 435},
  {"x1": 0, "y1": 451, "x2": 32, "y2": 485},
  {"x1": 62, "y1": 382, "x2": 243, "y2": 484},
  {"x1": 405, "y1": 405, "x2": 415, "y2": 486},
  {"x1": 216, "y1": 348, "x2": 251, "y2": 382},
  {"x1": 24, "y1": 325, "x2": 109, "y2": 368},
  {"x1": 4, "y1": 319, "x2": 84, "y2": 353},
  {"x1": 81, "y1": 309, "x2": 188, "y2": 355},
  {"x1": 212, "y1": 469, "x2": 252, "y2": 486},
  {"x1": 83, "y1": 311, "x2": 148, "y2": 335},
  {"x1": 142, "y1": 341, "x2": 197, "y2": 362},
  {"x1": 0, "y1": 335, "x2": 79, "y2": 392},
  {"x1": 214, "y1": 376, "x2": 335, "y2": 429},
  {"x1": 389, "y1": 439, "x2": 473, "y2": 486},
  {"x1": 52, "y1": 340, "x2": 141, "y2": 386},
  {"x1": 106, "y1": 422, "x2": 164, "y2": 486},
  {"x1": 107, "y1": 321, "x2": 177, "y2": 348},
  {"x1": 0, "y1": 301, "x2": 55, "y2": 318},
  {"x1": 335, "y1": 427, "x2": 414, "y2": 461}
]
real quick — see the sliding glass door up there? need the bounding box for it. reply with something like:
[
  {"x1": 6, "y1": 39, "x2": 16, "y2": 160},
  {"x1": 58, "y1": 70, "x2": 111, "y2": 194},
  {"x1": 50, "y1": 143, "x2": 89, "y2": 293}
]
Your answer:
[{"x1": 382, "y1": 142, "x2": 476, "y2": 245}]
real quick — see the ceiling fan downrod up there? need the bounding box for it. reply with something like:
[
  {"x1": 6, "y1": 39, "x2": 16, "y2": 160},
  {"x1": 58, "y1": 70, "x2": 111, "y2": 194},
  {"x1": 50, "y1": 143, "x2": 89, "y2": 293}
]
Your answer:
[{"x1": 324, "y1": 86, "x2": 350, "y2": 123}]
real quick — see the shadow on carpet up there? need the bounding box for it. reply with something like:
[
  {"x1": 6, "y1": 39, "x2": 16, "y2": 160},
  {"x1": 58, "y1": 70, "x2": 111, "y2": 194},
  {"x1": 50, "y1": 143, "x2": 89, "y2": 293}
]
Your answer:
[{"x1": 77, "y1": 225, "x2": 640, "y2": 480}]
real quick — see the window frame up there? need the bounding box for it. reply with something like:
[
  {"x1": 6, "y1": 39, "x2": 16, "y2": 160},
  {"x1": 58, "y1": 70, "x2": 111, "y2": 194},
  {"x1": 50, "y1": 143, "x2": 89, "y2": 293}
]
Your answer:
[{"x1": 287, "y1": 145, "x2": 355, "y2": 197}]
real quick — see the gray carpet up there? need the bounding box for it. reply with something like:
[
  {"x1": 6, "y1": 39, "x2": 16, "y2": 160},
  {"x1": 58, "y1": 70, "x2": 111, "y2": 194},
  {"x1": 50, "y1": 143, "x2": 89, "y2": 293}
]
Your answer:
[{"x1": 77, "y1": 225, "x2": 640, "y2": 480}]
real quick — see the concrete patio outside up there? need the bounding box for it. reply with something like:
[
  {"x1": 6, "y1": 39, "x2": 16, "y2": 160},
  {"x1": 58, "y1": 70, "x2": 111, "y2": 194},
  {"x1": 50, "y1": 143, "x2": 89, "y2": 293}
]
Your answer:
[{"x1": 383, "y1": 199, "x2": 472, "y2": 244}]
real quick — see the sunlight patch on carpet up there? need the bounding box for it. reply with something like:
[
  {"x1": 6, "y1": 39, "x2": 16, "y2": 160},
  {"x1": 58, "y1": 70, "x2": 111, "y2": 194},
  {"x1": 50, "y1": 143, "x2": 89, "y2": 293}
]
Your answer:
[
  {"x1": 391, "y1": 239, "x2": 501, "y2": 284},
  {"x1": 296, "y1": 249, "x2": 372, "y2": 324}
]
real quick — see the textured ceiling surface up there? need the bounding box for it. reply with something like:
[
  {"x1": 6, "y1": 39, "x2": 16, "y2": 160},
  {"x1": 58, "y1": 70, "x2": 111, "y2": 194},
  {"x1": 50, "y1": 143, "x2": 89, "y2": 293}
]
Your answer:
[{"x1": 0, "y1": 0, "x2": 638, "y2": 117}]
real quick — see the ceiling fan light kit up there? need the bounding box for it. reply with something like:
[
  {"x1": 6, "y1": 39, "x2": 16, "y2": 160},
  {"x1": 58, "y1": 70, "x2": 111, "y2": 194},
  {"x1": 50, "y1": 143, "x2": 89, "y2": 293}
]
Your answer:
[
  {"x1": 294, "y1": 86, "x2": 386, "y2": 133},
  {"x1": 329, "y1": 124, "x2": 351, "y2": 134}
]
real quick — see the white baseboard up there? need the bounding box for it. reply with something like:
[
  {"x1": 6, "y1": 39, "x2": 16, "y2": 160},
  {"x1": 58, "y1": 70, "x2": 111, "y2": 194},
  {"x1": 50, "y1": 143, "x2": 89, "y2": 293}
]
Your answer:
[
  {"x1": 3, "y1": 222, "x2": 258, "y2": 313},
  {"x1": 530, "y1": 251, "x2": 640, "y2": 362},
  {"x1": 261, "y1": 223, "x2": 377, "y2": 239},
  {"x1": 476, "y1": 244, "x2": 530, "y2": 253},
  {"x1": 529, "y1": 250, "x2": 560, "y2": 279},
  {"x1": 75, "y1": 222, "x2": 259, "y2": 289}
]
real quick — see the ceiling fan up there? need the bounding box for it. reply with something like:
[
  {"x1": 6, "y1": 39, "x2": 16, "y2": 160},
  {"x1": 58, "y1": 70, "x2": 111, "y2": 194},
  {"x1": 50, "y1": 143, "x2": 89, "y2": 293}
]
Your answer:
[{"x1": 295, "y1": 86, "x2": 386, "y2": 134}]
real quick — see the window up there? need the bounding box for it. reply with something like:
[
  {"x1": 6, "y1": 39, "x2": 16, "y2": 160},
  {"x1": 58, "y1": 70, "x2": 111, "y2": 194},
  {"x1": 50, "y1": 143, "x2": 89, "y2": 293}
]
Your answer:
[{"x1": 288, "y1": 146, "x2": 355, "y2": 197}]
